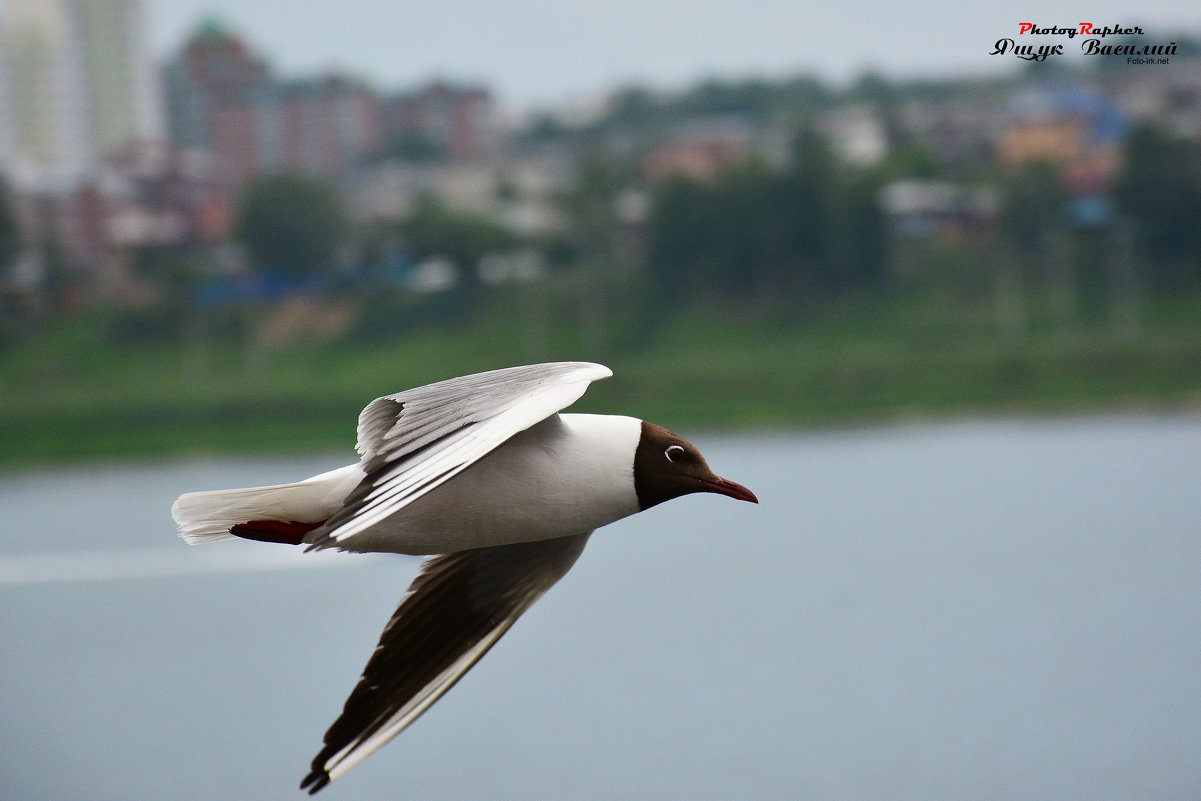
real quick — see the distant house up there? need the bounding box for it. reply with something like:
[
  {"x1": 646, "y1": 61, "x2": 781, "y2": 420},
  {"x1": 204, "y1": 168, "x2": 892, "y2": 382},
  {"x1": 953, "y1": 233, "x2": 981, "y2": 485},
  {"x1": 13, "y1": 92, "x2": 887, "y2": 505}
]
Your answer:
[
  {"x1": 996, "y1": 85, "x2": 1131, "y2": 230},
  {"x1": 164, "y1": 19, "x2": 389, "y2": 188},
  {"x1": 881, "y1": 179, "x2": 996, "y2": 240},
  {"x1": 350, "y1": 162, "x2": 505, "y2": 224},
  {"x1": 351, "y1": 152, "x2": 570, "y2": 236},
  {"x1": 382, "y1": 81, "x2": 500, "y2": 163},
  {"x1": 821, "y1": 105, "x2": 888, "y2": 166},
  {"x1": 477, "y1": 250, "x2": 546, "y2": 286},
  {"x1": 260, "y1": 76, "x2": 385, "y2": 181},
  {"x1": 162, "y1": 19, "x2": 271, "y2": 188},
  {"x1": 16, "y1": 142, "x2": 232, "y2": 302},
  {"x1": 641, "y1": 117, "x2": 754, "y2": 182},
  {"x1": 996, "y1": 86, "x2": 1127, "y2": 187},
  {"x1": 1102, "y1": 58, "x2": 1201, "y2": 138},
  {"x1": 408, "y1": 256, "x2": 459, "y2": 294}
]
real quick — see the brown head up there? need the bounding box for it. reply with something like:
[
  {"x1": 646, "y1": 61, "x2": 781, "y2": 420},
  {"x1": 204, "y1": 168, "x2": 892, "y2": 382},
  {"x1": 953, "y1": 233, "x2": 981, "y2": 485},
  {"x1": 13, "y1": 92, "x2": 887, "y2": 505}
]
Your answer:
[{"x1": 633, "y1": 421, "x2": 759, "y2": 510}]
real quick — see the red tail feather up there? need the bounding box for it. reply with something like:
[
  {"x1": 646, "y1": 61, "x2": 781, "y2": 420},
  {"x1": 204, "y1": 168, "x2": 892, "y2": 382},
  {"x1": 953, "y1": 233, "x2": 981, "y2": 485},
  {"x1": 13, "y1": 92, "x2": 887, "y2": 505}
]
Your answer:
[{"x1": 229, "y1": 519, "x2": 324, "y2": 546}]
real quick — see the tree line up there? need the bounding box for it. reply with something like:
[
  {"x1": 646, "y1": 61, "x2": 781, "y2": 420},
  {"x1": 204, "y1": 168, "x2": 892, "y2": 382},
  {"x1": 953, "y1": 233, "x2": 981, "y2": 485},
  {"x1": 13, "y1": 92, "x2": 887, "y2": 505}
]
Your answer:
[
  {"x1": 645, "y1": 129, "x2": 887, "y2": 310},
  {"x1": 5, "y1": 117, "x2": 1201, "y2": 349}
]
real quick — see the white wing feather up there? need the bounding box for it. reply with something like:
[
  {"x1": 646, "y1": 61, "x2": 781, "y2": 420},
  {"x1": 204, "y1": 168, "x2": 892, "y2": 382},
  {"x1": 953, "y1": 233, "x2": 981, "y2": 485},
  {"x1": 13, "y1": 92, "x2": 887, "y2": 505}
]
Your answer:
[{"x1": 322, "y1": 362, "x2": 611, "y2": 545}]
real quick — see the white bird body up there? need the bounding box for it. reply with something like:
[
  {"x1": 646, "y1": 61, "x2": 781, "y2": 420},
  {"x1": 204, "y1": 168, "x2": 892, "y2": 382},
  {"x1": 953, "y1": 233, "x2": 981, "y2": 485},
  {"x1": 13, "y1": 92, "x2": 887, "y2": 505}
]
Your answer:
[
  {"x1": 328, "y1": 413, "x2": 642, "y2": 554},
  {"x1": 173, "y1": 413, "x2": 642, "y2": 554},
  {"x1": 169, "y1": 362, "x2": 757, "y2": 793}
]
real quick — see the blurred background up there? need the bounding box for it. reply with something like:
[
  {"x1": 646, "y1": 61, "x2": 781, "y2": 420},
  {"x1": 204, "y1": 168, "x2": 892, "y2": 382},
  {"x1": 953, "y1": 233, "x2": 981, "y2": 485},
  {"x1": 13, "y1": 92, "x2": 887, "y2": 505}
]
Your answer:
[
  {"x1": 0, "y1": 1, "x2": 1200, "y2": 457},
  {"x1": 3, "y1": 2, "x2": 1201, "y2": 800}
]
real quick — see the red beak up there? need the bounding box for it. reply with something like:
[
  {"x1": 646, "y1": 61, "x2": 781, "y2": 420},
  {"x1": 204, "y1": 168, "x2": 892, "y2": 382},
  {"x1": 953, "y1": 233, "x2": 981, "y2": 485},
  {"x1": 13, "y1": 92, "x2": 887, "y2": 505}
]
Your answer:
[{"x1": 699, "y1": 477, "x2": 759, "y2": 504}]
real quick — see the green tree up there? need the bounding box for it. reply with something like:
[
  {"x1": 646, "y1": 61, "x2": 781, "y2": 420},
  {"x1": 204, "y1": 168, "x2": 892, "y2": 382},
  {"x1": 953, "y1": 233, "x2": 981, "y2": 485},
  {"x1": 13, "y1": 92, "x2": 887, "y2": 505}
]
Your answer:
[
  {"x1": 234, "y1": 174, "x2": 349, "y2": 275},
  {"x1": 879, "y1": 143, "x2": 941, "y2": 180},
  {"x1": 833, "y1": 171, "x2": 888, "y2": 291},
  {"x1": 998, "y1": 161, "x2": 1074, "y2": 332},
  {"x1": 560, "y1": 154, "x2": 626, "y2": 355},
  {"x1": 776, "y1": 129, "x2": 837, "y2": 293},
  {"x1": 998, "y1": 161, "x2": 1066, "y2": 263},
  {"x1": 1114, "y1": 124, "x2": 1201, "y2": 288},
  {"x1": 562, "y1": 154, "x2": 621, "y2": 263},
  {"x1": 0, "y1": 183, "x2": 22, "y2": 274},
  {"x1": 646, "y1": 174, "x2": 717, "y2": 302},
  {"x1": 380, "y1": 132, "x2": 446, "y2": 163},
  {"x1": 404, "y1": 196, "x2": 518, "y2": 267},
  {"x1": 645, "y1": 128, "x2": 888, "y2": 308}
]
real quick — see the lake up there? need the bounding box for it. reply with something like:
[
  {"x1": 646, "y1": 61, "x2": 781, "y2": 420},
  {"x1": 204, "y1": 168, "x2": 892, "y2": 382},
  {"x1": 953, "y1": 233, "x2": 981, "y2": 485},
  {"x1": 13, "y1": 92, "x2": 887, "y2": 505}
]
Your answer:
[{"x1": 2, "y1": 414, "x2": 1200, "y2": 800}]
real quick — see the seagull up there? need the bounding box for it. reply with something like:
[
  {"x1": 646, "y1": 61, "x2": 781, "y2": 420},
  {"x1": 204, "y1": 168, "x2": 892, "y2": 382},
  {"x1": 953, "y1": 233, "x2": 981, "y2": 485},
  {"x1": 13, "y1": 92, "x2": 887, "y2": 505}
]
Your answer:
[{"x1": 171, "y1": 362, "x2": 758, "y2": 793}]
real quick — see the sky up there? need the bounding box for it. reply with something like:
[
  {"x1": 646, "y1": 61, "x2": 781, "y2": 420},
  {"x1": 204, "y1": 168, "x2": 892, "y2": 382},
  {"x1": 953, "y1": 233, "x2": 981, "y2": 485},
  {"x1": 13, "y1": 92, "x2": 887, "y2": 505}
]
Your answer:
[{"x1": 141, "y1": 0, "x2": 1198, "y2": 110}]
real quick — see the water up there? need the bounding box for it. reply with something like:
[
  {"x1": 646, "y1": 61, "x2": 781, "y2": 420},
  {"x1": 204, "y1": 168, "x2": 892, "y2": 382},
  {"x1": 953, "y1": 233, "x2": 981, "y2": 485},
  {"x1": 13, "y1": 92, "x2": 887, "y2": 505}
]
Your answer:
[{"x1": 3, "y1": 415, "x2": 1200, "y2": 800}]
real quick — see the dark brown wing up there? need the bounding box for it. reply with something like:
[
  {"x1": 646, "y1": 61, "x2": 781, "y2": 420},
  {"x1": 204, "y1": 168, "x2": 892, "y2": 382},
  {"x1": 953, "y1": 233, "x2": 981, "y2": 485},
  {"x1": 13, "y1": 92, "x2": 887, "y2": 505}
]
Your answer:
[{"x1": 301, "y1": 533, "x2": 591, "y2": 793}]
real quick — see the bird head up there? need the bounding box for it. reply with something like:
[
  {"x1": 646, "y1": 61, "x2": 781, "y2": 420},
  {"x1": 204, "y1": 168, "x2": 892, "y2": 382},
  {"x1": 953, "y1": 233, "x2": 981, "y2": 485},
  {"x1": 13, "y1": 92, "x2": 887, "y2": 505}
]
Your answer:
[{"x1": 633, "y1": 421, "x2": 758, "y2": 510}]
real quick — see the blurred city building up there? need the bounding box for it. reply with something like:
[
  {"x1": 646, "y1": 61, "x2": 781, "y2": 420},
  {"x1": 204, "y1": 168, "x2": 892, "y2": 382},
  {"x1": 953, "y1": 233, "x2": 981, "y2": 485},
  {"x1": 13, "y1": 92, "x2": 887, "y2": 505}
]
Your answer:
[
  {"x1": 0, "y1": 0, "x2": 163, "y2": 189},
  {"x1": 0, "y1": 5, "x2": 518, "y2": 307},
  {"x1": 383, "y1": 81, "x2": 500, "y2": 163},
  {"x1": 881, "y1": 179, "x2": 997, "y2": 241},
  {"x1": 821, "y1": 105, "x2": 889, "y2": 166},
  {"x1": 1, "y1": 0, "x2": 1200, "y2": 316},
  {"x1": 164, "y1": 21, "x2": 389, "y2": 187},
  {"x1": 998, "y1": 87, "x2": 1128, "y2": 186},
  {"x1": 14, "y1": 142, "x2": 231, "y2": 302},
  {"x1": 161, "y1": 18, "x2": 269, "y2": 187},
  {"x1": 641, "y1": 117, "x2": 754, "y2": 182},
  {"x1": 265, "y1": 76, "x2": 385, "y2": 181},
  {"x1": 0, "y1": 0, "x2": 217, "y2": 303}
]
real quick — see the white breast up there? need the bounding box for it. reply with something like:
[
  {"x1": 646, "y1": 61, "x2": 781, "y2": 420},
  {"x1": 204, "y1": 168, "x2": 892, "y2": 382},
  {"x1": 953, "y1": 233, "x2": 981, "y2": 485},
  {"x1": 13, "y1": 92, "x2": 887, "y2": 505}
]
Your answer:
[{"x1": 341, "y1": 413, "x2": 642, "y2": 554}]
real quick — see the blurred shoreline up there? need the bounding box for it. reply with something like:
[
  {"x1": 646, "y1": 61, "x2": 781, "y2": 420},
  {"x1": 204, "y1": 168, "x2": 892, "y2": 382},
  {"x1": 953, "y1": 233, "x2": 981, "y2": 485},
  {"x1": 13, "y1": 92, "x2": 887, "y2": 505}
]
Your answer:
[{"x1": 5, "y1": 284, "x2": 1201, "y2": 471}]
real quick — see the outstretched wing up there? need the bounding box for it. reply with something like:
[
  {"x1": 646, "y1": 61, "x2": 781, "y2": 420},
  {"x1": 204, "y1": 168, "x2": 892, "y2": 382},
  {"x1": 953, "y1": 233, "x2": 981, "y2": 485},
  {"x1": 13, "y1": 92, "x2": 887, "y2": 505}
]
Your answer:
[
  {"x1": 308, "y1": 361, "x2": 610, "y2": 549},
  {"x1": 300, "y1": 533, "x2": 592, "y2": 794}
]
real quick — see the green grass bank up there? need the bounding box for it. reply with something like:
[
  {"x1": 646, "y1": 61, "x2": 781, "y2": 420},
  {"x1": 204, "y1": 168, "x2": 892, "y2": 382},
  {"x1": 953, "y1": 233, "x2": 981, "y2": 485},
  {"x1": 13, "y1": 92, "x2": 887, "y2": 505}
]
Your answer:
[{"x1": 3, "y1": 284, "x2": 1201, "y2": 469}]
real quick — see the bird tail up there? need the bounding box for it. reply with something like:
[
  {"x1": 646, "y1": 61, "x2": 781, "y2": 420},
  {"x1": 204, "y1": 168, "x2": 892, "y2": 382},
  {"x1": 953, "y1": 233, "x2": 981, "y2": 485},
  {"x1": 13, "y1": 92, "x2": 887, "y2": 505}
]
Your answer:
[{"x1": 171, "y1": 465, "x2": 363, "y2": 546}]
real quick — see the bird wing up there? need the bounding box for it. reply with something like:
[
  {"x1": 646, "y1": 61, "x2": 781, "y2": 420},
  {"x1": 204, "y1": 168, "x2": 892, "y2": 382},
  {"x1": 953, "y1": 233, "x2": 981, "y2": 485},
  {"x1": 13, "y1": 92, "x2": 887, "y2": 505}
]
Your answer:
[
  {"x1": 300, "y1": 533, "x2": 591, "y2": 794},
  {"x1": 311, "y1": 361, "x2": 611, "y2": 548}
]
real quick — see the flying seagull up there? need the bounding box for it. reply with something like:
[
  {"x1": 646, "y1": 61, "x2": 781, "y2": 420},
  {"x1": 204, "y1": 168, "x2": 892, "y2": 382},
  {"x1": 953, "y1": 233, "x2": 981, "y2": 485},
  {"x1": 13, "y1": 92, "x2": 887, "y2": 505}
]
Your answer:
[{"x1": 171, "y1": 362, "x2": 758, "y2": 793}]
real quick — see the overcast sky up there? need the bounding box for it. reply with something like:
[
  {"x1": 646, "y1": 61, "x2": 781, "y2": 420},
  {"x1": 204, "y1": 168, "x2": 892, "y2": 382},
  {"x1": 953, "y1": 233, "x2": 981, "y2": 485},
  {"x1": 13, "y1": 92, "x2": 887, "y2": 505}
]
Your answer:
[{"x1": 142, "y1": 0, "x2": 1198, "y2": 109}]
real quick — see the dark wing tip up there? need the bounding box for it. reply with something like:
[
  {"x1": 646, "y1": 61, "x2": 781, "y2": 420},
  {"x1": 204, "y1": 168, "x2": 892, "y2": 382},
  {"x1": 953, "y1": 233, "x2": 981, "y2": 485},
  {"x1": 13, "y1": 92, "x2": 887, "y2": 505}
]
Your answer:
[
  {"x1": 300, "y1": 768, "x2": 331, "y2": 794},
  {"x1": 296, "y1": 534, "x2": 594, "y2": 788}
]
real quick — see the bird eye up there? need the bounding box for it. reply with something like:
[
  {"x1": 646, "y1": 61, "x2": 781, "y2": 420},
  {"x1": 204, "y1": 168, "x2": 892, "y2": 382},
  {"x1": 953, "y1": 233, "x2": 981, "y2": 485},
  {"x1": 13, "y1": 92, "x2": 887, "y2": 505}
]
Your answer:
[{"x1": 665, "y1": 444, "x2": 685, "y2": 463}]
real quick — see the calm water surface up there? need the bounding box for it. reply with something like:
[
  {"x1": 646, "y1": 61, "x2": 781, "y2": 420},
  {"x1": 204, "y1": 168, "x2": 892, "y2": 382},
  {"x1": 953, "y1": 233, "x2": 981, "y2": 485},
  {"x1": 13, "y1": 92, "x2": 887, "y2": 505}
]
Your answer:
[{"x1": 2, "y1": 415, "x2": 1200, "y2": 800}]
